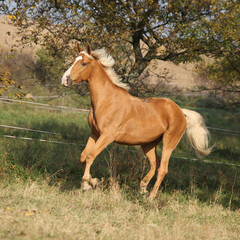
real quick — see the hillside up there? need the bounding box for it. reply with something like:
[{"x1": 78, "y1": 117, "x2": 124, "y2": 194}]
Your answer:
[{"x1": 0, "y1": 16, "x2": 37, "y2": 57}]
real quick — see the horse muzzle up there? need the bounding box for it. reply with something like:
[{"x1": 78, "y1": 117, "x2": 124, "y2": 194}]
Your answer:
[{"x1": 61, "y1": 74, "x2": 73, "y2": 87}]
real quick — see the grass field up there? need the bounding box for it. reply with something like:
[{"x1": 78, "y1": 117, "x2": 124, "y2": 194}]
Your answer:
[{"x1": 0, "y1": 97, "x2": 240, "y2": 239}]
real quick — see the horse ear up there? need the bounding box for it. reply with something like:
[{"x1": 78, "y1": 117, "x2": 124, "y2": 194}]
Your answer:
[
  {"x1": 77, "y1": 43, "x2": 83, "y2": 53},
  {"x1": 87, "y1": 42, "x2": 91, "y2": 55}
]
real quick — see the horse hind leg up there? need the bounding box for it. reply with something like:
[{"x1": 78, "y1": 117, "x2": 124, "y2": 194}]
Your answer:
[
  {"x1": 140, "y1": 142, "x2": 160, "y2": 195},
  {"x1": 148, "y1": 147, "x2": 172, "y2": 200},
  {"x1": 148, "y1": 128, "x2": 185, "y2": 200}
]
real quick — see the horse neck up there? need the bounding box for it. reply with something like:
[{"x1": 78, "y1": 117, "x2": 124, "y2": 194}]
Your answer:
[{"x1": 88, "y1": 61, "x2": 117, "y2": 108}]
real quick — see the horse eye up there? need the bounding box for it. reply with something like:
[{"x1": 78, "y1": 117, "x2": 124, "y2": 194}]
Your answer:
[{"x1": 82, "y1": 62, "x2": 87, "y2": 66}]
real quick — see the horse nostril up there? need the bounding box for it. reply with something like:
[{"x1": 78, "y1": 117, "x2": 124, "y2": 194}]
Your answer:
[
  {"x1": 66, "y1": 75, "x2": 72, "y2": 86},
  {"x1": 66, "y1": 75, "x2": 69, "y2": 83}
]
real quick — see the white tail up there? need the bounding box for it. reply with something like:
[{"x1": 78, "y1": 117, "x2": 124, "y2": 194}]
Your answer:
[{"x1": 181, "y1": 108, "x2": 213, "y2": 158}]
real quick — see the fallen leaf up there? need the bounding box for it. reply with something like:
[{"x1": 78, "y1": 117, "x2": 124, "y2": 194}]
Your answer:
[
  {"x1": 25, "y1": 212, "x2": 33, "y2": 216},
  {"x1": 6, "y1": 206, "x2": 13, "y2": 211}
]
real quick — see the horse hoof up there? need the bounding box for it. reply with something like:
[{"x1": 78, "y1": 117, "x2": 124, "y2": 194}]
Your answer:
[
  {"x1": 148, "y1": 192, "x2": 157, "y2": 201},
  {"x1": 140, "y1": 189, "x2": 149, "y2": 199},
  {"x1": 90, "y1": 178, "x2": 102, "y2": 188},
  {"x1": 81, "y1": 181, "x2": 92, "y2": 191},
  {"x1": 140, "y1": 187, "x2": 148, "y2": 195}
]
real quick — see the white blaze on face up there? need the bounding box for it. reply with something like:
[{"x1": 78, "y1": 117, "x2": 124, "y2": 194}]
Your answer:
[{"x1": 61, "y1": 55, "x2": 83, "y2": 86}]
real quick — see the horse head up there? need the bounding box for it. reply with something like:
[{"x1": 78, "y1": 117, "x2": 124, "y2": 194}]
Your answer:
[{"x1": 61, "y1": 43, "x2": 93, "y2": 87}]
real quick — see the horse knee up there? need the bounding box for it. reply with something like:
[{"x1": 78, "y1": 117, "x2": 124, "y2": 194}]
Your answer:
[
  {"x1": 80, "y1": 153, "x2": 86, "y2": 163},
  {"x1": 80, "y1": 152, "x2": 94, "y2": 164},
  {"x1": 85, "y1": 154, "x2": 95, "y2": 165}
]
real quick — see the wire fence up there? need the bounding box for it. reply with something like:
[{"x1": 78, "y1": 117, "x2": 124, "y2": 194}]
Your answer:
[
  {"x1": 0, "y1": 124, "x2": 239, "y2": 168},
  {"x1": 0, "y1": 97, "x2": 90, "y2": 114}
]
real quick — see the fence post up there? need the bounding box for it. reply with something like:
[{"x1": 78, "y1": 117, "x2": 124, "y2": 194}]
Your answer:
[
  {"x1": 112, "y1": 142, "x2": 118, "y2": 179},
  {"x1": 62, "y1": 91, "x2": 65, "y2": 106}
]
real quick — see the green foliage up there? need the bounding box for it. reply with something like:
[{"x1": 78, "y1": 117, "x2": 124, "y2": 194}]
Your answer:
[
  {"x1": 0, "y1": 71, "x2": 25, "y2": 99},
  {"x1": 196, "y1": 57, "x2": 240, "y2": 105},
  {"x1": 35, "y1": 48, "x2": 66, "y2": 85},
  {"x1": 198, "y1": 59, "x2": 239, "y2": 86},
  {"x1": 0, "y1": 45, "x2": 25, "y2": 98},
  {"x1": 34, "y1": 47, "x2": 90, "y2": 95},
  {"x1": 193, "y1": 0, "x2": 240, "y2": 101}
]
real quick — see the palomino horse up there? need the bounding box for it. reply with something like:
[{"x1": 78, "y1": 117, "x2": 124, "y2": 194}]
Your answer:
[{"x1": 62, "y1": 43, "x2": 212, "y2": 200}]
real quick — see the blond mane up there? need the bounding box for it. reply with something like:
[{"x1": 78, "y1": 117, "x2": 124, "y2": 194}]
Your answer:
[{"x1": 91, "y1": 49, "x2": 129, "y2": 90}]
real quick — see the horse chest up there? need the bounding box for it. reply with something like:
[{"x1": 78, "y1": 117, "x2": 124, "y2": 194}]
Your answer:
[
  {"x1": 88, "y1": 112, "x2": 99, "y2": 133},
  {"x1": 88, "y1": 109, "x2": 112, "y2": 134}
]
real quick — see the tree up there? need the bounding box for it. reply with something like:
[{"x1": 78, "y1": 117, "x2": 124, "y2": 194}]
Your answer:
[
  {"x1": 34, "y1": 47, "x2": 89, "y2": 95},
  {"x1": 1, "y1": 0, "x2": 239, "y2": 95},
  {"x1": 195, "y1": 0, "x2": 240, "y2": 104},
  {"x1": 196, "y1": 56, "x2": 240, "y2": 106},
  {"x1": 0, "y1": 44, "x2": 25, "y2": 99}
]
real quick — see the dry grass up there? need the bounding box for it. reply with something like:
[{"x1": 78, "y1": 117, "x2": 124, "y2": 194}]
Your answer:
[{"x1": 0, "y1": 178, "x2": 239, "y2": 240}]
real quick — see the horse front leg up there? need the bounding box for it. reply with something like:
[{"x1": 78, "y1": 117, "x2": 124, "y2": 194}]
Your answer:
[
  {"x1": 80, "y1": 134, "x2": 97, "y2": 170},
  {"x1": 80, "y1": 134, "x2": 97, "y2": 191},
  {"x1": 81, "y1": 133, "x2": 113, "y2": 191}
]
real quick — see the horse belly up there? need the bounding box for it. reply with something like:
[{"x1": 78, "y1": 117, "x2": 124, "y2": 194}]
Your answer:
[{"x1": 115, "y1": 122, "x2": 166, "y2": 145}]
